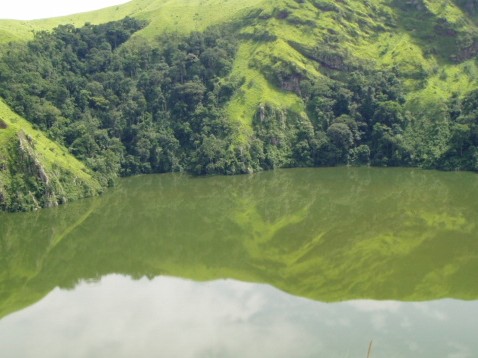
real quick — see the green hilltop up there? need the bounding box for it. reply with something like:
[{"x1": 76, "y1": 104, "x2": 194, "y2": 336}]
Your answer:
[
  {"x1": 2, "y1": 0, "x2": 478, "y2": 210},
  {"x1": 3, "y1": 0, "x2": 478, "y2": 109}
]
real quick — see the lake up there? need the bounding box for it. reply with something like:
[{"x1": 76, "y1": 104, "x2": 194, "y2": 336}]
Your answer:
[{"x1": 0, "y1": 167, "x2": 477, "y2": 357}]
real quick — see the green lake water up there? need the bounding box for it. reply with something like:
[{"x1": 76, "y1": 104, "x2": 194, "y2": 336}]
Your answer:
[{"x1": 0, "y1": 167, "x2": 477, "y2": 357}]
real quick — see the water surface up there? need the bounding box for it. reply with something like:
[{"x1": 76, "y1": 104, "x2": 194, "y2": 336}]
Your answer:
[{"x1": 1, "y1": 167, "x2": 477, "y2": 357}]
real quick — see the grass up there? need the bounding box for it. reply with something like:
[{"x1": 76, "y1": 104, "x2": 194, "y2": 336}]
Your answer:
[
  {"x1": 425, "y1": 0, "x2": 469, "y2": 23},
  {"x1": 1, "y1": 0, "x2": 477, "y2": 104},
  {"x1": 2, "y1": 0, "x2": 478, "y2": 167},
  {"x1": 0, "y1": 0, "x2": 268, "y2": 42},
  {"x1": 0, "y1": 99, "x2": 101, "y2": 196},
  {"x1": 226, "y1": 41, "x2": 305, "y2": 125}
]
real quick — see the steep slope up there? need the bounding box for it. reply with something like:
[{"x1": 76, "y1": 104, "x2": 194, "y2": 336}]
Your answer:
[
  {"x1": 3, "y1": 0, "x2": 478, "y2": 100},
  {"x1": 0, "y1": 0, "x2": 266, "y2": 41},
  {"x1": 3, "y1": 0, "x2": 478, "y2": 108},
  {"x1": 2, "y1": 0, "x2": 478, "y2": 210},
  {"x1": 0, "y1": 100, "x2": 102, "y2": 211}
]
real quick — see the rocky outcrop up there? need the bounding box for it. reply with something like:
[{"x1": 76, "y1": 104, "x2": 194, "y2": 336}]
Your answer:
[
  {"x1": 0, "y1": 128, "x2": 102, "y2": 212},
  {"x1": 0, "y1": 98, "x2": 104, "y2": 212},
  {"x1": 17, "y1": 131, "x2": 59, "y2": 208}
]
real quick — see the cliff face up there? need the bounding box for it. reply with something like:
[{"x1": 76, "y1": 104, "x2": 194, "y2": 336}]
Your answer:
[{"x1": 0, "y1": 101, "x2": 102, "y2": 212}]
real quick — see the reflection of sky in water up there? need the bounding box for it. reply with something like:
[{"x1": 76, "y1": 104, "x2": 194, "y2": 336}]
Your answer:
[{"x1": 0, "y1": 275, "x2": 476, "y2": 358}]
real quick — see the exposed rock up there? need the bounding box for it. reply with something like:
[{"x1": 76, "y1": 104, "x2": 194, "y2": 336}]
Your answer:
[
  {"x1": 280, "y1": 75, "x2": 302, "y2": 96},
  {"x1": 259, "y1": 104, "x2": 266, "y2": 122},
  {"x1": 316, "y1": 51, "x2": 347, "y2": 70},
  {"x1": 17, "y1": 130, "x2": 58, "y2": 207}
]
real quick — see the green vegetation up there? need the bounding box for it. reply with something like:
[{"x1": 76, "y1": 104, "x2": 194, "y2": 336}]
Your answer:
[
  {"x1": 0, "y1": 99, "x2": 101, "y2": 211},
  {"x1": 0, "y1": 18, "x2": 260, "y2": 182},
  {"x1": 2, "y1": 0, "x2": 478, "y2": 210},
  {"x1": 2, "y1": 167, "x2": 478, "y2": 318}
]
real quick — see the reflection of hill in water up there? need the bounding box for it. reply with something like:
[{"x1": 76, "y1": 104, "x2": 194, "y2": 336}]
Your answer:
[{"x1": 1, "y1": 167, "x2": 478, "y2": 318}]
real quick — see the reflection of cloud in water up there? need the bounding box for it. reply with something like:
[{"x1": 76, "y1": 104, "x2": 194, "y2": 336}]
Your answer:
[
  {"x1": 412, "y1": 302, "x2": 448, "y2": 321},
  {"x1": 348, "y1": 300, "x2": 402, "y2": 332},
  {"x1": 0, "y1": 275, "x2": 477, "y2": 358},
  {"x1": 348, "y1": 300, "x2": 402, "y2": 313},
  {"x1": 448, "y1": 342, "x2": 472, "y2": 358},
  {"x1": 0, "y1": 276, "x2": 323, "y2": 358},
  {"x1": 371, "y1": 313, "x2": 387, "y2": 331}
]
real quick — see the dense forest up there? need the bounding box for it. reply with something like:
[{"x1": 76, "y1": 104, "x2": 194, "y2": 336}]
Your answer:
[
  {"x1": 0, "y1": 18, "x2": 249, "y2": 187},
  {"x1": 1, "y1": 16, "x2": 478, "y2": 210}
]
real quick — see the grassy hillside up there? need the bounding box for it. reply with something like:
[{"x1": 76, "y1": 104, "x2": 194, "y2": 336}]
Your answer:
[
  {"x1": 2, "y1": 0, "x2": 478, "y2": 209},
  {"x1": 0, "y1": 0, "x2": 266, "y2": 41},
  {"x1": 0, "y1": 100, "x2": 102, "y2": 211},
  {"x1": 2, "y1": 0, "x2": 478, "y2": 113}
]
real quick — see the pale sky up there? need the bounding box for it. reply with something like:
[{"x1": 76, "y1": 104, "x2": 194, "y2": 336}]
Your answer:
[{"x1": 1, "y1": 0, "x2": 131, "y2": 20}]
